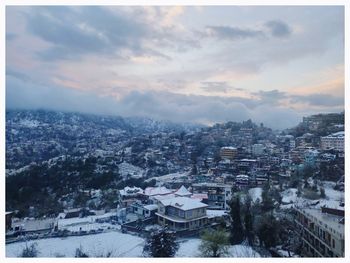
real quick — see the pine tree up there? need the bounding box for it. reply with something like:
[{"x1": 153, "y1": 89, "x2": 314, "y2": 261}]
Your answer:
[
  {"x1": 143, "y1": 228, "x2": 179, "y2": 257},
  {"x1": 229, "y1": 195, "x2": 244, "y2": 245},
  {"x1": 261, "y1": 184, "x2": 274, "y2": 212},
  {"x1": 244, "y1": 195, "x2": 254, "y2": 245}
]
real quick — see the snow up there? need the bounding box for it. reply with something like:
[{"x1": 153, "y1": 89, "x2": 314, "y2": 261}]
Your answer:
[
  {"x1": 176, "y1": 239, "x2": 260, "y2": 257},
  {"x1": 281, "y1": 188, "x2": 298, "y2": 204},
  {"x1": 118, "y1": 162, "x2": 144, "y2": 179},
  {"x1": 207, "y1": 210, "x2": 227, "y2": 218},
  {"x1": 19, "y1": 119, "x2": 40, "y2": 128},
  {"x1": 248, "y1": 187, "x2": 262, "y2": 202},
  {"x1": 6, "y1": 231, "x2": 144, "y2": 257},
  {"x1": 174, "y1": 185, "x2": 192, "y2": 197},
  {"x1": 146, "y1": 171, "x2": 189, "y2": 183},
  {"x1": 144, "y1": 186, "x2": 173, "y2": 196},
  {"x1": 119, "y1": 186, "x2": 143, "y2": 196},
  {"x1": 160, "y1": 196, "x2": 208, "y2": 211}
]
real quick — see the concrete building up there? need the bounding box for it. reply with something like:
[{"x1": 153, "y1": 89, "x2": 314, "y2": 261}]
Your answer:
[
  {"x1": 294, "y1": 207, "x2": 344, "y2": 257},
  {"x1": 192, "y1": 183, "x2": 232, "y2": 210},
  {"x1": 252, "y1": 144, "x2": 265, "y2": 156},
  {"x1": 220, "y1": 146, "x2": 237, "y2": 160},
  {"x1": 156, "y1": 196, "x2": 208, "y2": 231},
  {"x1": 321, "y1": 131, "x2": 344, "y2": 152}
]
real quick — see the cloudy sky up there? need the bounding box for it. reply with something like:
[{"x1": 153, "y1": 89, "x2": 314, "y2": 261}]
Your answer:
[{"x1": 6, "y1": 6, "x2": 344, "y2": 129}]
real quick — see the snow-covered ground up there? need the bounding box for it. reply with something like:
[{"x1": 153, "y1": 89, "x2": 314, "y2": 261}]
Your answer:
[
  {"x1": 146, "y1": 171, "x2": 189, "y2": 183},
  {"x1": 118, "y1": 162, "x2": 145, "y2": 179},
  {"x1": 7, "y1": 233, "x2": 260, "y2": 258},
  {"x1": 281, "y1": 188, "x2": 298, "y2": 204},
  {"x1": 248, "y1": 187, "x2": 262, "y2": 202},
  {"x1": 176, "y1": 239, "x2": 260, "y2": 257},
  {"x1": 6, "y1": 232, "x2": 145, "y2": 257}
]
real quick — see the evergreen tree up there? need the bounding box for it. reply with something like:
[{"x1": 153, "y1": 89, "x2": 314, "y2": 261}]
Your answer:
[
  {"x1": 229, "y1": 195, "x2": 244, "y2": 245},
  {"x1": 143, "y1": 228, "x2": 179, "y2": 257},
  {"x1": 257, "y1": 214, "x2": 279, "y2": 248},
  {"x1": 199, "y1": 229, "x2": 230, "y2": 257},
  {"x1": 261, "y1": 184, "x2": 274, "y2": 212},
  {"x1": 244, "y1": 195, "x2": 254, "y2": 245}
]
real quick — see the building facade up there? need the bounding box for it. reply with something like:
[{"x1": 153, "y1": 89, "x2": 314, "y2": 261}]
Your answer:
[
  {"x1": 156, "y1": 196, "x2": 208, "y2": 231},
  {"x1": 294, "y1": 207, "x2": 344, "y2": 257},
  {"x1": 321, "y1": 132, "x2": 344, "y2": 152}
]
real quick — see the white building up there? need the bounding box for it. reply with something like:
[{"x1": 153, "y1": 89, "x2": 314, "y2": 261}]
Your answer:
[
  {"x1": 156, "y1": 196, "x2": 208, "y2": 231},
  {"x1": 321, "y1": 131, "x2": 344, "y2": 152}
]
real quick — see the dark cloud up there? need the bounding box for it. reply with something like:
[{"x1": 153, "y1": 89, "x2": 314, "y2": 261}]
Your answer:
[
  {"x1": 24, "y1": 6, "x2": 169, "y2": 61},
  {"x1": 205, "y1": 25, "x2": 264, "y2": 40},
  {"x1": 265, "y1": 20, "x2": 292, "y2": 37}
]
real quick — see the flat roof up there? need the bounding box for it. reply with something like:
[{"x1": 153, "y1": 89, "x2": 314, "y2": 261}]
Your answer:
[{"x1": 300, "y1": 208, "x2": 344, "y2": 238}]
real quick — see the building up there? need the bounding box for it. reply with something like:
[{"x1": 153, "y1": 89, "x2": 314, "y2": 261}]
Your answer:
[
  {"x1": 294, "y1": 207, "x2": 344, "y2": 257},
  {"x1": 220, "y1": 146, "x2": 237, "y2": 160},
  {"x1": 252, "y1": 144, "x2": 265, "y2": 156},
  {"x1": 321, "y1": 132, "x2": 344, "y2": 152},
  {"x1": 156, "y1": 196, "x2": 208, "y2": 231},
  {"x1": 118, "y1": 186, "x2": 144, "y2": 208},
  {"x1": 5, "y1": 212, "x2": 13, "y2": 232},
  {"x1": 192, "y1": 183, "x2": 232, "y2": 210}
]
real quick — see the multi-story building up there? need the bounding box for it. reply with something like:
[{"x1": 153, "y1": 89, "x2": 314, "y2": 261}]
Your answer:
[
  {"x1": 156, "y1": 196, "x2": 208, "y2": 231},
  {"x1": 252, "y1": 144, "x2": 265, "y2": 156},
  {"x1": 294, "y1": 207, "x2": 344, "y2": 257},
  {"x1": 321, "y1": 131, "x2": 344, "y2": 152},
  {"x1": 220, "y1": 146, "x2": 237, "y2": 160},
  {"x1": 192, "y1": 183, "x2": 232, "y2": 210}
]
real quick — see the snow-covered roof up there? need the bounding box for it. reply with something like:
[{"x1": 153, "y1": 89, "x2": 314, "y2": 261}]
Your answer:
[
  {"x1": 207, "y1": 210, "x2": 227, "y2": 218},
  {"x1": 174, "y1": 185, "x2": 192, "y2": 197},
  {"x1": 119, "y1": 186, "x2": 143, "y2": 196},
  {"x1": 160, "y1": 196, "x2": 208, "y2": 211},
  {"x1": 144, "y1": 186, "x2": 173, "y2": 196},
  {"x1": 323, "y1": 131, "x2": 345, "y2": 138},
  {"x1": 143, "y1": 204, "x2": 158, "y2": 211},
  {"x1": 191, "y1": 193, "x2": 208, "y2": 201},
  {"x1": 221, "y1": 146, "x2": 237, "y2": 150}
]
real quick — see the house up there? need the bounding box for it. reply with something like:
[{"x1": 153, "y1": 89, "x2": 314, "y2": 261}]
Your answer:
[
  {"x1": 156, "y1": 196, "x2": 208, "y2": 231},
  {"x1": 192, "y1": 183, "x2": 232, "y2": 210},
  {"x1": 174, "y1": 185, "x2": 192, "y2": 197},
  {"x1": 118, "y1": 186, "x2": 144, "y2": 208}
]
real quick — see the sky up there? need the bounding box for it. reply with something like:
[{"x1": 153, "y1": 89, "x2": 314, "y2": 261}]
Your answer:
[{"x1": 6, "y1": 5, "x2": 344, "y2": 129}]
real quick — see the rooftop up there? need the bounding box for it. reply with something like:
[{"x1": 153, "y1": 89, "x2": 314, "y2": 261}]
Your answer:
[{"x1": 160, "y1": 196, "x2": 208, "y2": 211}]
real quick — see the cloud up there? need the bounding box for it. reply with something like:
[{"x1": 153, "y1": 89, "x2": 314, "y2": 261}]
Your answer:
[
  {"x1": 6, "y1": 72, "x2": 305, "y2": 129},
  {"x1": 6, "y1": 33, "x2": 17, "y2": 41},
  {"x1": 205, "y1": 25, "x2": 264, "y2": 40},
  {"x1": 199, "y1": 81, "x2": 241, "y2": 93},
  {"x1": 265, "y1": 20, "x2": 292, "y2": 37},
  {"x1": 290, "y1": 93, "x2": 343, "y2": 107},
  {"x1": 24, "y1": 6, "x2": 178, "y2": 61}
]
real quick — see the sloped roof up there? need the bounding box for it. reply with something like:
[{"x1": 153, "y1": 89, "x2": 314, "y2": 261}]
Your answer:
[
  {"x1": 174, "y1": 185, "x2": 192, "y2": 196},
  {"x1": 144, "y1": 186, "x2": 173, "y2": 196},
  {"x1": 160, "y1": 196, "x2": 207, "y2": 211}
]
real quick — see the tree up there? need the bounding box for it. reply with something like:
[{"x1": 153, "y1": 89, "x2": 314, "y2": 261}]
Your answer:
[
  {"x1": 257, "y1": 215, "x2": 279, "y2": 248},
  {"x1": 75, "y1": 246, "x2": 89, "y2": 257},
  {"x1": 229, "y1": 195, "x2": 244, "y2": 245},
  {"x1": 20, "y1": 243, "x2": 39, "y2": 257},
  {"x1": 199, "y1": 229, "x2": 230, "y2": 257},
  {"x1": 243, "y1": 195, "x2": 254, "y2": 245},
  {"x1": 320, "y1": 187, "x2": 326, "y2": 198},
  {"x1": 143, "y1": 228, "x2": 179, "y2": 257},
  {"x1": 261, "y1": 184, "x2": 274, "y2": 212}
]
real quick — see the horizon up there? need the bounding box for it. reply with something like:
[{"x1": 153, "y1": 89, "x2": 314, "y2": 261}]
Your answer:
[{"x1": 6, "y1": 6, "x2": 345, "y2": 129}]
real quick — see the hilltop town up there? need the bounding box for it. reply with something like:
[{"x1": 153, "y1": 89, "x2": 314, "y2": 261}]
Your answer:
[{"x1": 5, "y1": 109, "x2": 345, "y2": 258}]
